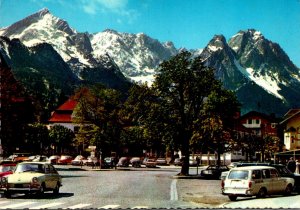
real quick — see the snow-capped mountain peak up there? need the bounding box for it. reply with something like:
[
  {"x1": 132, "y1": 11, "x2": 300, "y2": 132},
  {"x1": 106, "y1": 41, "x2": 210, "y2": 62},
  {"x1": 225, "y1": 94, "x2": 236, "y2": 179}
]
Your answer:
[
  {"x1": 207, "y1": 35, "x2": 226, "y2": 52},
  {"x1": 90, "y1": 29, "x2": 178, "y2": 84},
  {"x1": 1, "y1": 8, "x2": 300, "y2": 115}
]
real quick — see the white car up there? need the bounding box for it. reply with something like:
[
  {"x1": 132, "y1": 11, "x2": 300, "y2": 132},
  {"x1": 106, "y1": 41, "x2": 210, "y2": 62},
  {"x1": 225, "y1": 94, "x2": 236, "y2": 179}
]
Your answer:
[
  {"x1": 0, "y1": 162, "x2": 62, "y2": 197},
  {"x1": 222, "y1": 166, "x2": 294, "y2": 201}
]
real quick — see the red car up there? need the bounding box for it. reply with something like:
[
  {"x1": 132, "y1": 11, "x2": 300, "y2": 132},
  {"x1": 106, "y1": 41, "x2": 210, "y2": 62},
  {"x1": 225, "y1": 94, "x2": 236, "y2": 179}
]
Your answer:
[
  {"x1": 0, "y1": 163, "x2": 16, "y2": 177},
  {"x1": 57, "y1": 155, "x2": 73, "y2": 165}
]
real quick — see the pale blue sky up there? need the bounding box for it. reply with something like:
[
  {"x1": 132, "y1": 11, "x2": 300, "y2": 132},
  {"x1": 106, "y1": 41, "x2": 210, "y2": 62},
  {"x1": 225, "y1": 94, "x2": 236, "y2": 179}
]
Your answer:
[{"x1": 0, "y1": 0, "x2": 299, "y2": 66}]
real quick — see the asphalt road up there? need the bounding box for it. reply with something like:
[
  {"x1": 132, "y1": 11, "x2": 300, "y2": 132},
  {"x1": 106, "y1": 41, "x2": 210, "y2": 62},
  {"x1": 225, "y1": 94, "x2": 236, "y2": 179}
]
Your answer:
[
  {"x1": 1, "y1": 165, "x2": 299, "y2": 209},
  {"x1": 0, "y1": 165, "x2": 209, "y2": 209}
]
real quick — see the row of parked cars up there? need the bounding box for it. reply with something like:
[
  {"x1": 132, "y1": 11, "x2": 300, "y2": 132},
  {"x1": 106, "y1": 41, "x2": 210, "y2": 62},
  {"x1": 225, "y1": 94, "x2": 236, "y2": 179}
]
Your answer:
[{"x1": 220, "y1": 162, "x2": 300, "y2": 201}]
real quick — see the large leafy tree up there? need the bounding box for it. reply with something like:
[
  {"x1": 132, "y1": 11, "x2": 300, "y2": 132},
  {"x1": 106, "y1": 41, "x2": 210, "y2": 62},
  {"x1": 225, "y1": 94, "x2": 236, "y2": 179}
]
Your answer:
[
  {"x1": 0, "y1": 53, "x2": 35, "y2": 155},
  {"x1": 49, "y1": 125, "x2": 75, "y2": 154},
  {"x1": 153, "y1": 51, "x2": 224, "y2": 175},
  {"x1": 24, "y1": 123, "x2": 49, "y2": 154},
  {"x1": 73, "y1": 84, "x2": 123, "y2": 157},
  {"x1": 122, "y1": 83, "x2": 174, "y2": 157},
  {"x1": 126, "y1": 51, "x2": 240, "y2": 175},
  {"x1": 200, "y1": 88, "x2": 241, "y2": 165}
]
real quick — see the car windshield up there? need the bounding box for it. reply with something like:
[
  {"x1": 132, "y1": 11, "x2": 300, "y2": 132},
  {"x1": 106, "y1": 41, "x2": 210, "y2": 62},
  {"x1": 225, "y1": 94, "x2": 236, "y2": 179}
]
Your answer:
[
  {"x1": 275, "y1": 166, "x2": 293, "y2": 175},
  {"x1": 15, "y1": 163, "x2": 44, "y2": 173},
  {"x1": 228, "y1": 170, "x2": 249, "y2": 180}
]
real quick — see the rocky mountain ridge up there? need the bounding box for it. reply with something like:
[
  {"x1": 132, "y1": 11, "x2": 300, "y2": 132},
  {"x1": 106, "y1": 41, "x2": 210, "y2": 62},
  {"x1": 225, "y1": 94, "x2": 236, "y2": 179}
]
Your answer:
[{"x1": 1, "y1": 8, "x2": 300, "y2": 116}]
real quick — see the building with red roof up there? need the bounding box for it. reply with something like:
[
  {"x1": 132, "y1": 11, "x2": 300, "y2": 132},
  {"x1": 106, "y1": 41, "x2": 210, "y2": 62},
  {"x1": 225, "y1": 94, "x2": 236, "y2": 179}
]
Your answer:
[{"x1": 48, "y1": 99, "x2": 79, "y2": 132}]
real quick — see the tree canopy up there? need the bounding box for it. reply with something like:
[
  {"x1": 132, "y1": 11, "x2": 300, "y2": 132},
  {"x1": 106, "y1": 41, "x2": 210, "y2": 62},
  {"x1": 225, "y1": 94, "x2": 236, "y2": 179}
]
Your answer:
[{"x1": 125, "y1": 51, "x2": 241, "y2": 175}]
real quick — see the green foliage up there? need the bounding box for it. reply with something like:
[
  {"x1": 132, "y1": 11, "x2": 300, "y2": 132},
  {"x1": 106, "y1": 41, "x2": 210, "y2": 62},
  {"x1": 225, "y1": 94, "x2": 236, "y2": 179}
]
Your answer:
[
  {"x1": 24, "y1": 123, "x2": 49, "y2": 154},
  {"x1": 73, "y1": 84, "x2": 123, "y2": 155},
  {"x1": 199, "y1": 86, "x2": 241, "y2": 165},
  {"x1": 49, "y1": 125, "x2": 75, "y2": 153},
  {"x1": 124, "y1": 50, "x2": 241, "y2": 174}
]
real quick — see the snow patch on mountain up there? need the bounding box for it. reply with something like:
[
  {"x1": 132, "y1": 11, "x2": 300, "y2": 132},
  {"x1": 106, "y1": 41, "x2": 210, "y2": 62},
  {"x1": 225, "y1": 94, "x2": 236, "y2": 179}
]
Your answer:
[
  {"x1": 234, "y1": 59, "x2": 284, "y2": 99},
  {"x1": 247, "y1": 67, "x2": 283, "y2": 99}
]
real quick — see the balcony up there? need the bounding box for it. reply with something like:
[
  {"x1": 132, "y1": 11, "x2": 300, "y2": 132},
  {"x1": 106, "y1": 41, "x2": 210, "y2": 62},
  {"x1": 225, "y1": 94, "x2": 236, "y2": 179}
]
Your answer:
[{"x1": 242, "y1": 123, "x2": 261, "y2": 128}]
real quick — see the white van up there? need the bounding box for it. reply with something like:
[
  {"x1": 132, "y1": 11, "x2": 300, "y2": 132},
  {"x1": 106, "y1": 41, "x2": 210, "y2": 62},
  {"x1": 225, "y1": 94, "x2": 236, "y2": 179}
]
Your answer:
[{"x1": 222, "y1": 166, "x2": 294, "y2": 201}]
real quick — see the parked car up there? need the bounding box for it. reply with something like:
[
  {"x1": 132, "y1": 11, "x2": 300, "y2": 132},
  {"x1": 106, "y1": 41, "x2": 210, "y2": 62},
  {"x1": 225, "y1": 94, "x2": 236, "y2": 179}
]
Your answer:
[
  {"x1": 222, "y1": 166, "x2": 294, "y2": 201},
  {"x1": 103, "y1": 157, "x2": 117, "y2": 168},
  {"x1": 4, "y1": 155, "x2": 17, "y2": 162},
  {"x1": 71, "y1": 155, "x2": 87, "y2": 166},
  {"x1": 48, "y1": 155, "x2": 60, "y2": 164},
  {"x1": 156, "y1": 158, "x2": 168, "y2": 166},
  {"x1": 86, "y1": 157, "x2": 100, "y2": 167},
  {"x1": 130, "y1": 157, "x2": 142, "y2": 168},
  {"x1": 116, "y1": 157, "x2": 130, "y2": 167},
  {"x1": 57, "y1": 155, "x2": 73, "y2": 165},
  {"x1": 224, "y1": 162, "x2": 300, "y2": 193},
  {"x1": 189, "y1": 157, "x2": 198, "y2": 166},
  {"x1": 142, "y1": 157, "x2": 149, "y2": 165},
  {"x1": 11, "y1": 153, "x2": 32, "y2": 163},
  {"x1": 32, "y1": 156, "x2": 49, "y2": 162},
  {"x1": 145, "y1": 158, "x2": 157, "y2": 168},
  {"x1": 0, "y1": 162, "x2": 62, "y2": 198},
  {"x1": 228, "y1": 162, "x2": 239, "y2": 169},
  {"x1": 201, "y1": 165, "x2": 229, "y2": 179},
  {"x1": 174, "y1": 158, "x2": 183, "y2": 166},
  {"x1": 0, "y1": 163, "x2": 16, "y2": 177},
  {"x1": 28, "y1": 155, "x2": 38, "y2": 162}
]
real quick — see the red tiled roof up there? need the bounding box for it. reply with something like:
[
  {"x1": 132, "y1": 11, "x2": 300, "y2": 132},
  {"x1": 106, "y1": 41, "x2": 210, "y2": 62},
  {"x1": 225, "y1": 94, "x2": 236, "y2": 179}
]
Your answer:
[
  {"x1": 48, "y1": 112, "x2": 73, "y2": 123},
  {"x1": 48, "y1": 99, "x2": 78, "y2": 123},
  {"x1": 57, "y1": 99, "x2": 77, "y2": 111}
]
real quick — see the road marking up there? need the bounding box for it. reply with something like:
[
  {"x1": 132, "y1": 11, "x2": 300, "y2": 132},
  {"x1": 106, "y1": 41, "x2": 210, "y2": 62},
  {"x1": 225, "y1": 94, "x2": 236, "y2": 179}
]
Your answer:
[
  {"x1": 170, "y1": 179, "x2": 178, "y2": 201},
  {"x1": 0, "y1": 201, "x2": 36, "y2": 209},
  {"x1": 132, "y1": 206, "x2": 148, "y2": 209},
  {"x1": 29, "y1": 202, "x2": 64, "y2": 209},
  {"x1": 65, "y1": 203, "x2": 92, "y2": 209},
  {"x1": 100, "y1": 204, "x2": 120, "y2": 209}
]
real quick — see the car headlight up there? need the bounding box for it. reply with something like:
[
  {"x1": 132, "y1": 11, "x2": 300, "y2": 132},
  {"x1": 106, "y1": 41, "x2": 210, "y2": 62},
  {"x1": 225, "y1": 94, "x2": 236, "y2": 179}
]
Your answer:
[
  {"x1": 1, "y1": 177, "x2": 7, "y2": 183},
  {"x1": 32, "y1": 177, "x2": 38, "y2": 183}
]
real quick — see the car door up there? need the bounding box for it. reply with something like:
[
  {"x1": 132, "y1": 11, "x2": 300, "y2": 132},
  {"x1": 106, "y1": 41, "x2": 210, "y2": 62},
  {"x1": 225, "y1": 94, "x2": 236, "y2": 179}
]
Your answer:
[
  {"x1": 251, "y1": 170, "x2": 263, "y2": 194},
  {"x1": 261, "y1": 169, "x2": 273, "y2": 193},
  {"x1": 43, "y1": 164, "x2": 52, "y2": 189},
  {"x1": 270, "y1": 168, "x2": 285, "y2": 193},
  {"x1": 49, "y1": 164, "x2": 60, "y2": 188}
]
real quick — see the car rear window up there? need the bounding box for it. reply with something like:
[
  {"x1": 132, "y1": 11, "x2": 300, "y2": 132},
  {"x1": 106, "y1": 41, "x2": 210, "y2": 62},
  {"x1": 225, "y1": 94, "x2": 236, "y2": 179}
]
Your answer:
[{"x1": 228, "y1": 170, "x2": 249, "y2": 180}]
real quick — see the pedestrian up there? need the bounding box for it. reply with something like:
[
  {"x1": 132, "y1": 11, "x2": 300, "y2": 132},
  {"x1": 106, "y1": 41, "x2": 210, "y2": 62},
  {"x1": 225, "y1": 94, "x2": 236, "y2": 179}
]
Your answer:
[{"x1": 287, "y1": 157, "x2": 296, "y2": 173}]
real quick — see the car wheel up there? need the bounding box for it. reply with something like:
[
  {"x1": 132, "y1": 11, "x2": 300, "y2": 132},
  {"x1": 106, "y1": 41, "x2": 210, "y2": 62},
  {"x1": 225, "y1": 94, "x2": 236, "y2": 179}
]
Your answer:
[
  {"x1": 257, "y1": 188, "x2": 267, "y2": 198},
  {"x1": 53, "y1": 182, "x2": 60, "y2": 194},
  {"x1": 228, "y1": 195, "x2": 237, "y2": 201},
  {"x1": 284, "y1": 184, "x2": 292, "y2": 196},
  {"x1": 38, "y1": 183, "x2": 46, "y2": 196}
]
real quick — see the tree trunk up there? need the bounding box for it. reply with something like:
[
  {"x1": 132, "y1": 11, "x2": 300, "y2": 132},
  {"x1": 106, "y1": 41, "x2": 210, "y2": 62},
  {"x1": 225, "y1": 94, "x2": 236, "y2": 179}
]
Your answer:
[{"x1": 179, "y1": 131, "x2": 190, "y2": 176}]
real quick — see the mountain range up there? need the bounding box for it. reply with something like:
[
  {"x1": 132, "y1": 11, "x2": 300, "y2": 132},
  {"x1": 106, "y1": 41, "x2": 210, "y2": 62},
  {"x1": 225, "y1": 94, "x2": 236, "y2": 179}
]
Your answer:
[{"x1": 1, "y1": 8, "x2": 300, "y2": 117}]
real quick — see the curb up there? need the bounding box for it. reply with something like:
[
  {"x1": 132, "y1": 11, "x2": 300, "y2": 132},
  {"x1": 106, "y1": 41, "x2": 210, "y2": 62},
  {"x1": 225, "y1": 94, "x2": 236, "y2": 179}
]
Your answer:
[{"x1": 172, "y1": 175, "x2": 203, "y2": 179}]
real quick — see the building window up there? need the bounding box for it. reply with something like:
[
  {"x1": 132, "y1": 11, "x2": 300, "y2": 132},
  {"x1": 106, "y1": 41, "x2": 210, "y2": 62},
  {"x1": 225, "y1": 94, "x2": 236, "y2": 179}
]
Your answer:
[
  {"x1": 248, "y1": 119, "x2": 252, "y2": 124},
  {"x1": 256, "y1": 119, "x2": 260, "y2": 124}
]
